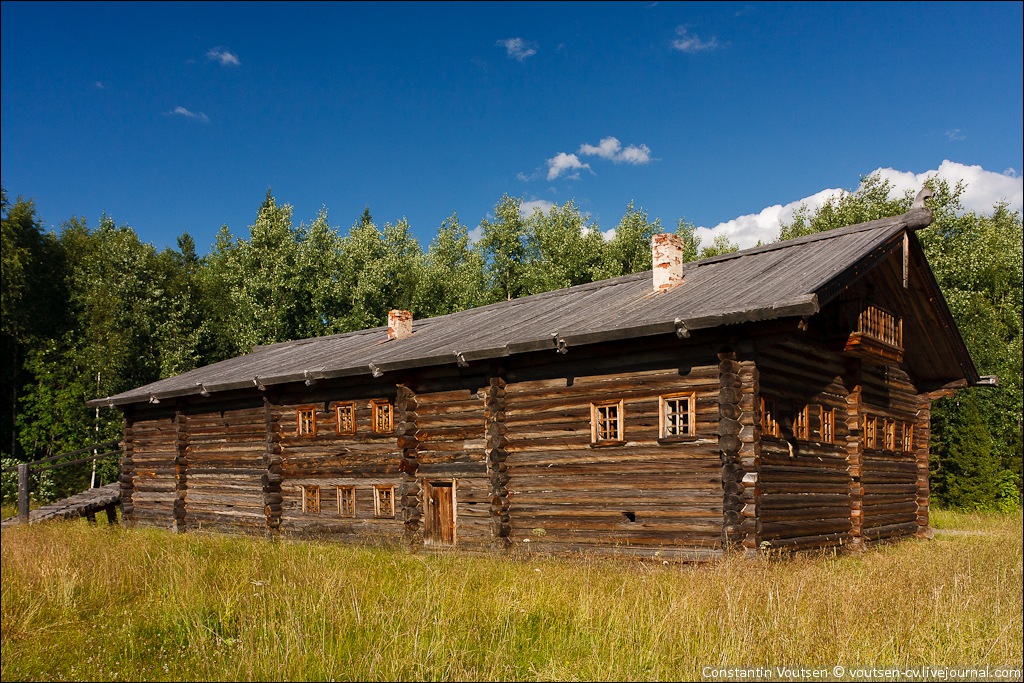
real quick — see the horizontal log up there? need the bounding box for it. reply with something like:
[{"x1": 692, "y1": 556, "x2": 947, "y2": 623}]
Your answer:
[{"x1": 759, "y1": 518, "x2": 853, "y2": 539}]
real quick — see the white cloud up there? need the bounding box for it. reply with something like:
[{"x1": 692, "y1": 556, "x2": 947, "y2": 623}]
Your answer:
[
  {"x1": 696, "y1": 161, "x2": 1023, "y2": 251},
  {"x1": 93, "y1": 81, "x2": 105, "y2": 89},
  {"x1": 697, "y1": 188, "x2": 846, "y2": 250},
  {"x1": 671, "y1": 26, "x2": 719, "y2": 53},
  {"x1": 945, "y1": 129, "x2": 966, "y2": 142},
  {"x1": 579, "y1": 136, "x2": 653, "y2": 165},
  {"x1": 206, "y1": 47, "x2": 240, "y2": 66},
  {"x1": 467, "y1": 226, "x2": 484, "y2": 244},
  {"x1": 521, "y1": 199, "x2": 556, "y2": 216},
  {"x1": 166, "y1": 106, "x2": 210, "y2": 123},
  {"x1": 546, "y1": 152, "x2": 590, "y2": 181},
  {"x1": 872, "y1": 160, "x2": 1022, "y2": 215},
  {"x1": 497, "y1": 38, "x2": 537, "y2": 61}
]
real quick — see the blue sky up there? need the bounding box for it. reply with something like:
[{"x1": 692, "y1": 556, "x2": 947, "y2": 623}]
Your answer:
[{"x1": 2, "y1": 1, "x2": 1022, "y2": 253}]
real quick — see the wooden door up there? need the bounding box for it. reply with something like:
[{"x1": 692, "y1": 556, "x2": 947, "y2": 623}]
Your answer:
[{"x1": 424, "y1": 481, "x2": 455, "y2": 545}]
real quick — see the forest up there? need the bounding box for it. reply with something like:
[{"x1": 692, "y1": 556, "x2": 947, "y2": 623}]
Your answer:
[{"x1": 1, "y1": 173, "x2": 1021, "y2": 511}]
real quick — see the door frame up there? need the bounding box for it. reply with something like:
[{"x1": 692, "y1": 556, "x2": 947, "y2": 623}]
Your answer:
[{"x1": 422, "y1": 479, "x2": 457, "y2": 546}]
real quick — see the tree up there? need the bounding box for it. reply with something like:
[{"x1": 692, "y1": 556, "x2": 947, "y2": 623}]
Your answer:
[
  {"x1": 413, "y1": 213, "x2": 487, "y2": 318},
  {"x1": 477, "y1": 195, "x2": 529, "y2": 302},
  {"x1": 674, "y1": 218, "x2": 701, "y2": 263},
  {"x1": 601, "y1": 201, "x2": 663, "y2": 277},
  {"x1": 522, "y1": 200, "x2": 606, "y2": 293},
  {"x1": 698, "y1": 234, "x2": 740, "y2": 259}
]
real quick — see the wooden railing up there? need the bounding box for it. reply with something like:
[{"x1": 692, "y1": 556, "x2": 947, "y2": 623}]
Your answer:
[
  {"x1": 826, "y1": 300, "x2": 904, "y2": 364},
  {"x1": 857, "y1": 304, "x2": 903, "y2": 348},
  {"x1": 1, "y1": 440, "x2": 121, "y2": 524}
]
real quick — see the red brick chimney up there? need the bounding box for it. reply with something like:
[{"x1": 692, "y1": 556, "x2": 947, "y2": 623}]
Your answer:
[
  {"x1": 387, "y1": 309, "x2": 413, "y2": 340},
  {"x1": 652, "y1": 233, "x2": 685, "y2": 292}
]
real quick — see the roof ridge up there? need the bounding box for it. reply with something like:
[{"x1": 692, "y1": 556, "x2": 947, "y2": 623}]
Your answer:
[{"x1": 688, "y1": 207, "x2": 931, "y2": 268}]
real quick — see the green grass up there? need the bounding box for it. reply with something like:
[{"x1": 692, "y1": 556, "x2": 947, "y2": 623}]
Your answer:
[{"x1": 2, "y1": 511, "x2": 1021, "y2": 681}]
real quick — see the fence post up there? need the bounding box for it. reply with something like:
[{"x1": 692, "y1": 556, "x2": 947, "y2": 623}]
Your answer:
[{"x1": 18, "y1": 463, "x2": 30, "y2": 525}]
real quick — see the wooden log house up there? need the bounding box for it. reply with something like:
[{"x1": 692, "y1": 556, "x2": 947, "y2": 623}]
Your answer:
[{"x1": 90, "y1": 201, "x2": 987, "y2": 559}]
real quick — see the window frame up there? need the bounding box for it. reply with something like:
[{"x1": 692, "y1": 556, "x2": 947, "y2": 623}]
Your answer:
[
  {"x1": 659, "y1": 392, "x2": 697, "y2": 442},
  {"x1": 590, "y1": 399, "x2": 625, "y2": 446},
  {"x1": 821, "y1": 406, "x2": 835, "y2": 445},
  {"x1": 903, "y1": 421, "x2": 915, "y2": 453},
  {"x1": 335, "y1": 402, "x2": 357, "y2": 435},
  {"x1": 760, "y1": 396, "x2": 780, "y2": 439},
  {"x1": 373, "y1": 485, "x2": 396, "y2": 518},
  {"x1": 794, "y1": 404, "x2": 810, "y2": 441},
  {"x1": 301, "y1": 485, "x2": 320, "y2": 514},
  {"x1": 296, "y1": 406, "x2": 317, "y2": 438},
  {"x1": 337, "y1": 486, "x2": 356, "y2": 518},
  {"x1": 863, "y1": 414, "x2": 878, "y2": 450},
  {"x1": 371, "y1": 399, "x2": 394, "y2": 434},
  {"x1": 884, "y1": 418, "x2": 896, "y2": 451}
]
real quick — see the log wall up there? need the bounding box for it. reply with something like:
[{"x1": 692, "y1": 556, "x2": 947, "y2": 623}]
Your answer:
[
  {"x1": 756, "y1": 340, "x2": 854, "y2": 551},
  {"x1": 121, "y1": 409, "x2": 178, "y2": 529},
  {"x1": 272, "y1": 388, "x2": 404, "y2": 540},
  {"x1": 183, "y1": 400, "x2": 268, "y2": 533},
  {"x1": 858, "y1": 365, "x2": 926, "y2": 544},
  {"x1": 503, "y1": 359, "x2": 724, "y2": 560},
  {"x1": 411, "y1": 386, "x2": 491, "y2": 547}
]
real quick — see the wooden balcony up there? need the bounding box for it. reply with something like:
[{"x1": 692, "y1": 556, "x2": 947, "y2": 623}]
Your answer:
[{"x1": 828, "y1": 302, "x2": 904, "y2": 364}]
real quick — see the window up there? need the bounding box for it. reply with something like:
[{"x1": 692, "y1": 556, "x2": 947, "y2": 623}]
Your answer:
[
  {"x1": 884, "y1": 419, "x2": 896, "y2": 451},
  {"x1": 660, "y1": 393, "x2": 695, "y2": 439},
  {"x1": 903, "y1": 422, "x2": 915, "y2": 453},
  {"x1": 337, "y1": 486, "x2": 356, "y2": 518},
  {"x1": 760, "y1": 396, "x2": 780, "y2": 438},
  {"x1": 371, "y1": 399, "x2": 393, "y2": 433},
  {"x1": 297, "y1": 406, "x2": 317, "y2": 437},
  {"x1": 374, "y1": 485, "x2": 395, "y2": 518},
  {"x1": 301, "y1": 485, "x2": 320, "y2": 514},
  {"x1": 335, "y1": 402, "x2": 356, "y2": 435},
  {"x1": 821, "y1": 406, "x2": 835, "y2": 445},
  {"x1": 794, "y1": 404, "x2": 809, "y2": 441},
  {"x1": 863, "y1": 415, "x2": 877, "y2": 450},
  {"x1": 591, "y1": 400, "x2": 624, "y2": 445}
]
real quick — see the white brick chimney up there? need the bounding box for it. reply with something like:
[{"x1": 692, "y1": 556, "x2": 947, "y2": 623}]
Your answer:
[
  {"x1": 652, "y1": 233, "x2": 685, "y2": 292},
  {"x1": 387, "y1": 309, "x2": 413, "y2": 340}
]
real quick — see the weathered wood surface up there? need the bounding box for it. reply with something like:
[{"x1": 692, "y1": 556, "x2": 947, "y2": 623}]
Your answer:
[
  {"x1": 756, "y1": 340, "x2": 855, "y2": 548},
  {"x1": 1, "y1": 483, "x2": 121, "y2": 527},
  {"x1": 505, "y1": 361, "x2": 725, "y2": 552},
  {"x1": 272, "y1": 390, "x2": 404, "y2": 537}
]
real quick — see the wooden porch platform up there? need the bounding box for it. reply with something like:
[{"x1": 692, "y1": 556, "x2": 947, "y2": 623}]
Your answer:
[{"x1": 1, "y1": 483, "x2": 121, "y2": 527}]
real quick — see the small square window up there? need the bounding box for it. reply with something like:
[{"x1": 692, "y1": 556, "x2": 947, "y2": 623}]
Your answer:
[
  {"x1": 297, "y1": 406, "x2": 317, "y2": 437},
  {"x1": 371, "y1": 400, "x2": 393, "y2": 433},
  {"x1": 301, "y1": 485, "x2": 320, "y2": 514},
  {"x1": 760, "y1": 397, "x2": 780, "y2": 439},
  {"x1": 903, "y1": 422, "x2": 914, "y2": 453},
  {"x1": 884, "y1": 419, "x2": 896, "y2": 451},
  {"x1": 591, "y1": 400, "x2": 624, "y2": 445},
  {"x1": 821, "y1": 407, "x2": 835, "y2": 445},
  {"x1": 660, "y1": 393, "x2": 695, "y2": 439},
  {"x1": 336, "y1": 403, "x2": 356, "y2": 435},
  {"x1": 374, "y1": 485, "x2": 395, "y2": 518},
  {"x1": 337, "y1": 486, "x2": 356, "y2": 518}
]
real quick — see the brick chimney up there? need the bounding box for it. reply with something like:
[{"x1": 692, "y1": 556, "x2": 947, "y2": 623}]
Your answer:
[
  {"x1": 652, "y1": 233, "x2": 685, "y2": 292},
  {"x1": 387, "y1": 309, "x2": 413, "y2": 340}
]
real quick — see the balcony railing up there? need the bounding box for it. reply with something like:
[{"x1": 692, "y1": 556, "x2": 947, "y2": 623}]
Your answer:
[{"x1": 828, "y1": 301, "x2": 904, "y2": 364}]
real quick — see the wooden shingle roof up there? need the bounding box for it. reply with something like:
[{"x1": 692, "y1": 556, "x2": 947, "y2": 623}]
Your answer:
[{"x1": 91, "y1": 207, "x2": 978, "y2": 407}]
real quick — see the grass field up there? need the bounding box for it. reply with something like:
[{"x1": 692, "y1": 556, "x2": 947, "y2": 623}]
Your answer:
[{"x1": 1, "y1": 510, "x2": 1021, "y2": 681}]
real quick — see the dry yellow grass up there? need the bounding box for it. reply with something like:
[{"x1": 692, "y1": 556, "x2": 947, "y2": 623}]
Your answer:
[{"x1": 2, "y1": 509, "x2": 1021, "y2": 681}]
